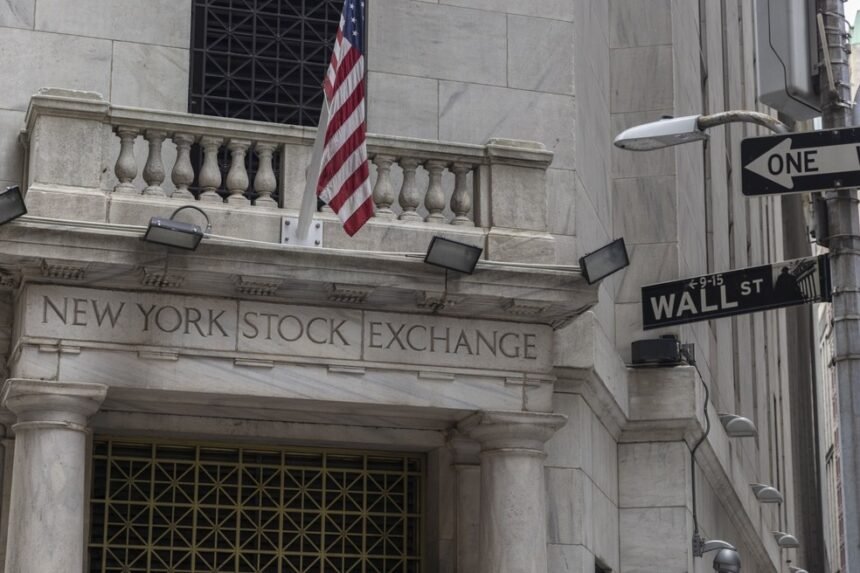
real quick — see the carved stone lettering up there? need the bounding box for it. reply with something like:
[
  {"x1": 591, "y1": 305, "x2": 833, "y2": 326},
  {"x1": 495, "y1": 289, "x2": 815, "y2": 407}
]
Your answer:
[
  {"x1": 363, "y1": 311, "x2": 552, "y2": 372},
  {"x1": 24, "y1": 286, "x2": 550, "y2": 373},
  {"x1": 236, "y1": 301, "x2": 362, "y2": 360}
]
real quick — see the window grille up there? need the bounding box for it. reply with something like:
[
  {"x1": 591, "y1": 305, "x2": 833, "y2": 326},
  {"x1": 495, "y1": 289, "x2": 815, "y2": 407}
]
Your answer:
[
  {"x1": 189, "y1": 0, "x2": 342, "y2": 126},
  {"x1": 188, "y1": 0, "x2": 344, "y2": 202},
  {"x1": 89, "y1": 438, "x2": 423, "y2": 573}
]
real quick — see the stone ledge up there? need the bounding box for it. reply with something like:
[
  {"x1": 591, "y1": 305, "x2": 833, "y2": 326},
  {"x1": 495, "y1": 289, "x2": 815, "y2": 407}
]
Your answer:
[{"x1": 0, "y1": 217, "x2": 597, "y2": 326}]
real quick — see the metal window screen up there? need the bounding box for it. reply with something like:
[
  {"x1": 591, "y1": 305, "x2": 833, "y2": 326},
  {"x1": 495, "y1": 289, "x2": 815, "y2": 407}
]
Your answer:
[
  {"x1": 189, "y1": 0, "x2": 342, "y2": 126},
  {"x1": 88, "y1": 438, "x2": 423, "y2": 573}
]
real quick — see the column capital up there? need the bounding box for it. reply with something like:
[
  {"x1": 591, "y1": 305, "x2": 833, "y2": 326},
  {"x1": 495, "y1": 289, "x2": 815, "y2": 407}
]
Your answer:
[
  {"x1": 458, "y1": 410, "x2": 566, "y2": 452},
  {"x1": 1, "y1": 379, "x2": 107, "y2": 425},
  {"x1": 447, "y1": 429, "x2": 481, "y2": 465}
]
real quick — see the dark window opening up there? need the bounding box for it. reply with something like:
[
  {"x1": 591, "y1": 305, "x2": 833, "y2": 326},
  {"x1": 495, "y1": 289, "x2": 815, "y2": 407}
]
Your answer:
[{"x1": 188, "y1": 0, "x2": 343, "y2": 201}]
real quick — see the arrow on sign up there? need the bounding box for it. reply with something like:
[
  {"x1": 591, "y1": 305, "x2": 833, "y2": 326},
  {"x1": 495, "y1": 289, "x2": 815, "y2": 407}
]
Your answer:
[{"x1": 743, "y1": 138, "x2": 860, "y2": 189}]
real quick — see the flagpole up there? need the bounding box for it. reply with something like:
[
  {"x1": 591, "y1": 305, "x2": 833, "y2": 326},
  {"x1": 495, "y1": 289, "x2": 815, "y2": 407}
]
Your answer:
[{"x1": 296, "y1": 100, "x2": 330, "y2": 241}]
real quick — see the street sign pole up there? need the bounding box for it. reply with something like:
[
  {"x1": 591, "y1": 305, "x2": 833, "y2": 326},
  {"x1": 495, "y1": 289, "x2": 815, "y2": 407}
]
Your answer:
[{"x1": 818, "y1": 1, "x2": 860, "y2": 571}]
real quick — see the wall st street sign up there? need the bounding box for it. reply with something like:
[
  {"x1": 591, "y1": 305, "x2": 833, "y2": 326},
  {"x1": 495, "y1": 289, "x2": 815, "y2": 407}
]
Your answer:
[
  {"x1": 642, "y1": 255, "x2": 831, "y2": 329},
  {"x1": 741, "y1": 128, "x2": 860, "y2": 196}
]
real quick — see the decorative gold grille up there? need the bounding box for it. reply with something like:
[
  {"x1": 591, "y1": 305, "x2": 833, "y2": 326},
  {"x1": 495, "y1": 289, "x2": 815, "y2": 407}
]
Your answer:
[{"x1": 89, "y1": 439, "x2": 423, "y2": 573}]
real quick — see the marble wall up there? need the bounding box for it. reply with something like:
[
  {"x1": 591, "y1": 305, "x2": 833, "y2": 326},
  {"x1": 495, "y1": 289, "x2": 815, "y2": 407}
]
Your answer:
[{"x1": 0, "y1": 0, "x2": 191, "y2": 189}]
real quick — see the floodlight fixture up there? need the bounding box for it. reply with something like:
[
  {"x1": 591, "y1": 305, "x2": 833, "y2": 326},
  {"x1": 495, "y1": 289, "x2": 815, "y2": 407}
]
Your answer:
[
  {"x1": 423, "y1": 236, "x2": 483, "y2": 274},
  {"x1": 613, "y1": 111, "x2": 790, "y2": 151},
  {"x1": 143, "y1": 205, "x2": 211, "y2": 251},
  {"x1": 0, "y1": 186, "x2": 27, "y2": 225},
  {"x1": 579, "y1": 238, "x2": 629, "y2": 284},
  {"x1": 751, "y1": 483, "x2": 784, "y2": 504},
  {"x1": 772, "y1": 531, "x2": 800, "y2": 549},
  {"x1": 719, "y1": 414, "x2": 758, "y2": 438}
]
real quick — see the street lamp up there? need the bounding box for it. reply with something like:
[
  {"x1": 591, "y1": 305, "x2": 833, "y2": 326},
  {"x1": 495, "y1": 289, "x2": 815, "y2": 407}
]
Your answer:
[{"x1": 613, "y1": 111, "x2": 790, "y2": 151}]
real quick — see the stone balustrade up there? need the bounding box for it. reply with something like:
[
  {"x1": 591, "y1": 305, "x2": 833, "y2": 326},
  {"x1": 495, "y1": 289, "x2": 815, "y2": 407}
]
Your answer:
[{"x1": 19, "y1": 89, "x2": 556, "y2": 260}]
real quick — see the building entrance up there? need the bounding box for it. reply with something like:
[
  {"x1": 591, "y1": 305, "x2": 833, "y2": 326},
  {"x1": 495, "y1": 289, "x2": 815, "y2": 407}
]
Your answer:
[{"x1": 88, "y1": 438, "x2": 423, "y2": 573}]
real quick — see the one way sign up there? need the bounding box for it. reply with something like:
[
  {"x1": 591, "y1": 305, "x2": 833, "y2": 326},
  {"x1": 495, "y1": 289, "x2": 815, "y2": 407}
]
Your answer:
[{"x1": 741, "y1": 127, "x2": 860, "y2": 196}]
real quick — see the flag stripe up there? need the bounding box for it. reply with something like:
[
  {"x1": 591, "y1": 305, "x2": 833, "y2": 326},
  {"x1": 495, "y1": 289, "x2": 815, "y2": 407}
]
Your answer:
[
  {"x1": 325, "y1": 145, "x2": 369, "y2": 211},
  {"x1": 319, "y1": 142, "x2": 367, "y2": 210},
  {"x1": 343, "y1": 196, "x2": 375, "y2": 237},
  {"x1": 316, "y1": 0, "x2": 373, "y2": 236}
]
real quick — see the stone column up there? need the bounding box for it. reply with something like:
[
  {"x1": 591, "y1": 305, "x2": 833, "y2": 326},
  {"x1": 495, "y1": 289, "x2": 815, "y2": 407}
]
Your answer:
[
  {"x1": 1, "y1": 379, "x2": 107, "y2": 573},
  {"x1": 460, "y1": 410, "x2": 566, "y2": 573}
]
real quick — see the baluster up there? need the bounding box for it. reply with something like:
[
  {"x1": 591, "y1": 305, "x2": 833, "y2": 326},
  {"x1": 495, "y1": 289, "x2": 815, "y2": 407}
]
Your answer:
[
  {"x1": 254, "y1": 142, "x2": 277, "y2": 207},
  {"x1": 397, "y1": 158, "x2": 422, "y2": 221},
  {"x1": 142, "y1": 130, "x2": 167, "y2": 196},
  {"x1": 198, "y1": 136, "x2": 224, "y2": 202},
  {"x1": 423, "y1": 160, "x2": 446, "y2": 223},
  {"x1": 170, "y1": 133, "x2": 195, "y2": 200},
  {"x1": 226, "y1": 139, "x2": 251, "y2": 204},
  {"x1": 450, "y1": 162, "x2": 474, "y2": 226},
  {"x1": 113, "y1": 127, "x2": 138, "y2": 194},
  {"x1": 371, "y1": 154, "x2": 396, "y2": 218}
]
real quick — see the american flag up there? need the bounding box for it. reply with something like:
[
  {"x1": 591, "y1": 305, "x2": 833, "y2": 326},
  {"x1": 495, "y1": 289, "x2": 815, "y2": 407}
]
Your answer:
[{"x1": 315, "y1": 0, "x2": 373, "y2": 236}]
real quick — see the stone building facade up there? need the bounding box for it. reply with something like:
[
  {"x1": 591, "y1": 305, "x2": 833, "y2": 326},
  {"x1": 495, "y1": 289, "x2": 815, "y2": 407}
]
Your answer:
[{"x1": 0, "y1": 1, "x2": 818, "y2": 572}]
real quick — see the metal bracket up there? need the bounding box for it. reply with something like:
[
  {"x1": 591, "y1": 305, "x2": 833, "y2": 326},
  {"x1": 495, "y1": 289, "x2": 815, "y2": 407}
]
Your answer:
[
  {"x1": 281, "y1": 216, "x2": 323, "y2": 247},
  {"x1": 818, "y1": 12, "x2": 838, "y2": 94}
]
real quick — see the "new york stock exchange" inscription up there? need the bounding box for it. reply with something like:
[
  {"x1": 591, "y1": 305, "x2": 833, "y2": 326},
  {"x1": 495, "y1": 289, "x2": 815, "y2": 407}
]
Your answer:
[{"x1": 23, "y1": 285, "x2": 552, "y2": 372}]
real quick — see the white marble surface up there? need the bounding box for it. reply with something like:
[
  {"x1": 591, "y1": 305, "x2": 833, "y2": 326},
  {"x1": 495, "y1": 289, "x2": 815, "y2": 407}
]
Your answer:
[
  {"x1": 547, "y1": 543, "x2": 595, "y2": 573},
  {"x1": 0, "y1": 110, "x2": 24, "y2": 182},
  {"x1": 614, "y1": 242, "x2": 679, "y2": 304},
  {"x1": 573, "y1": 191, "x2": 612, "y2": 259},
  {"x1": 439, "y1": 0, "x2": 573, "y2": 21},
  {"x1": 546, "y1": 467, "x2": 590, "y2": 545},
  {"x1": 30, "y1": 115, "x2": 110, "y2": 189},
  {"x1": 591, "y1": 481, "x2": 620, "y2": 571},
  {"x1": 110, "y1": 42, "x2": 189, "y2": 112},
  {"x1": 485, "y1": 228, "x2": 557, "y2": 263},
  {"x1": 0, "y1": 0, "x2": 34, "y2": 28},
  {"x1": 369, "y1": 0, "x2": 507, "y2": 86},
  {"x1": 50, "y1": 348, "x2": 539, "y2": 414},
  {"x1": 573, "y1": 0, "x2": 611, "y2": 234},
  {"x1": 34, "y1": 0, "x2": 191, "y2": 48},
  {"x1": 545, "y1": 393, "x2": 593, "y2": 471},
  {"x1": 485, "y1": 164, "x2": 548, "y2": 231},
  {"x1": 439, "y1": 81, "x2": 576, "y2": 170},
  {"x1": 508, "y1": 15, "x2": 575, "y2": 95},
  {"x1": 367, "y1": 72, "x2": 438, "y2": 139},
  {"x1": 546, "y1": 169, "x2": 577, "y2": 237},
  {"x1": 0, "y1": 29, "x2": 111, "y2": 111},
  {"x1": 619, "y1": 507, "x2": 691, "y2": 573},
  {"x1": 612, "y1": 175, "x2": 677, "y2": 243},
  {"x1": 610, "y1": 46, "x2": 674, "y2": 113},
  {"x1": 619, "y1": 441, "x2": 691, "y2": 509},
  {"x1": 609, "y1": 0, "x2": 671, "y2": 48},
  {"x1": 590, "y1": 415, "x2": 618, "y2": 504}
]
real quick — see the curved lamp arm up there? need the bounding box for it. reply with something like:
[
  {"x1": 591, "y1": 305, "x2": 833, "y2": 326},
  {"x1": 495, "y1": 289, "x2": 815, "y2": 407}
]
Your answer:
[
  {"x1": 614, "y1": 111, "x2": 790, "y2": 151},
  {"x1": 697, "y1": 111, "x2": 790, "y2": 134}
]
